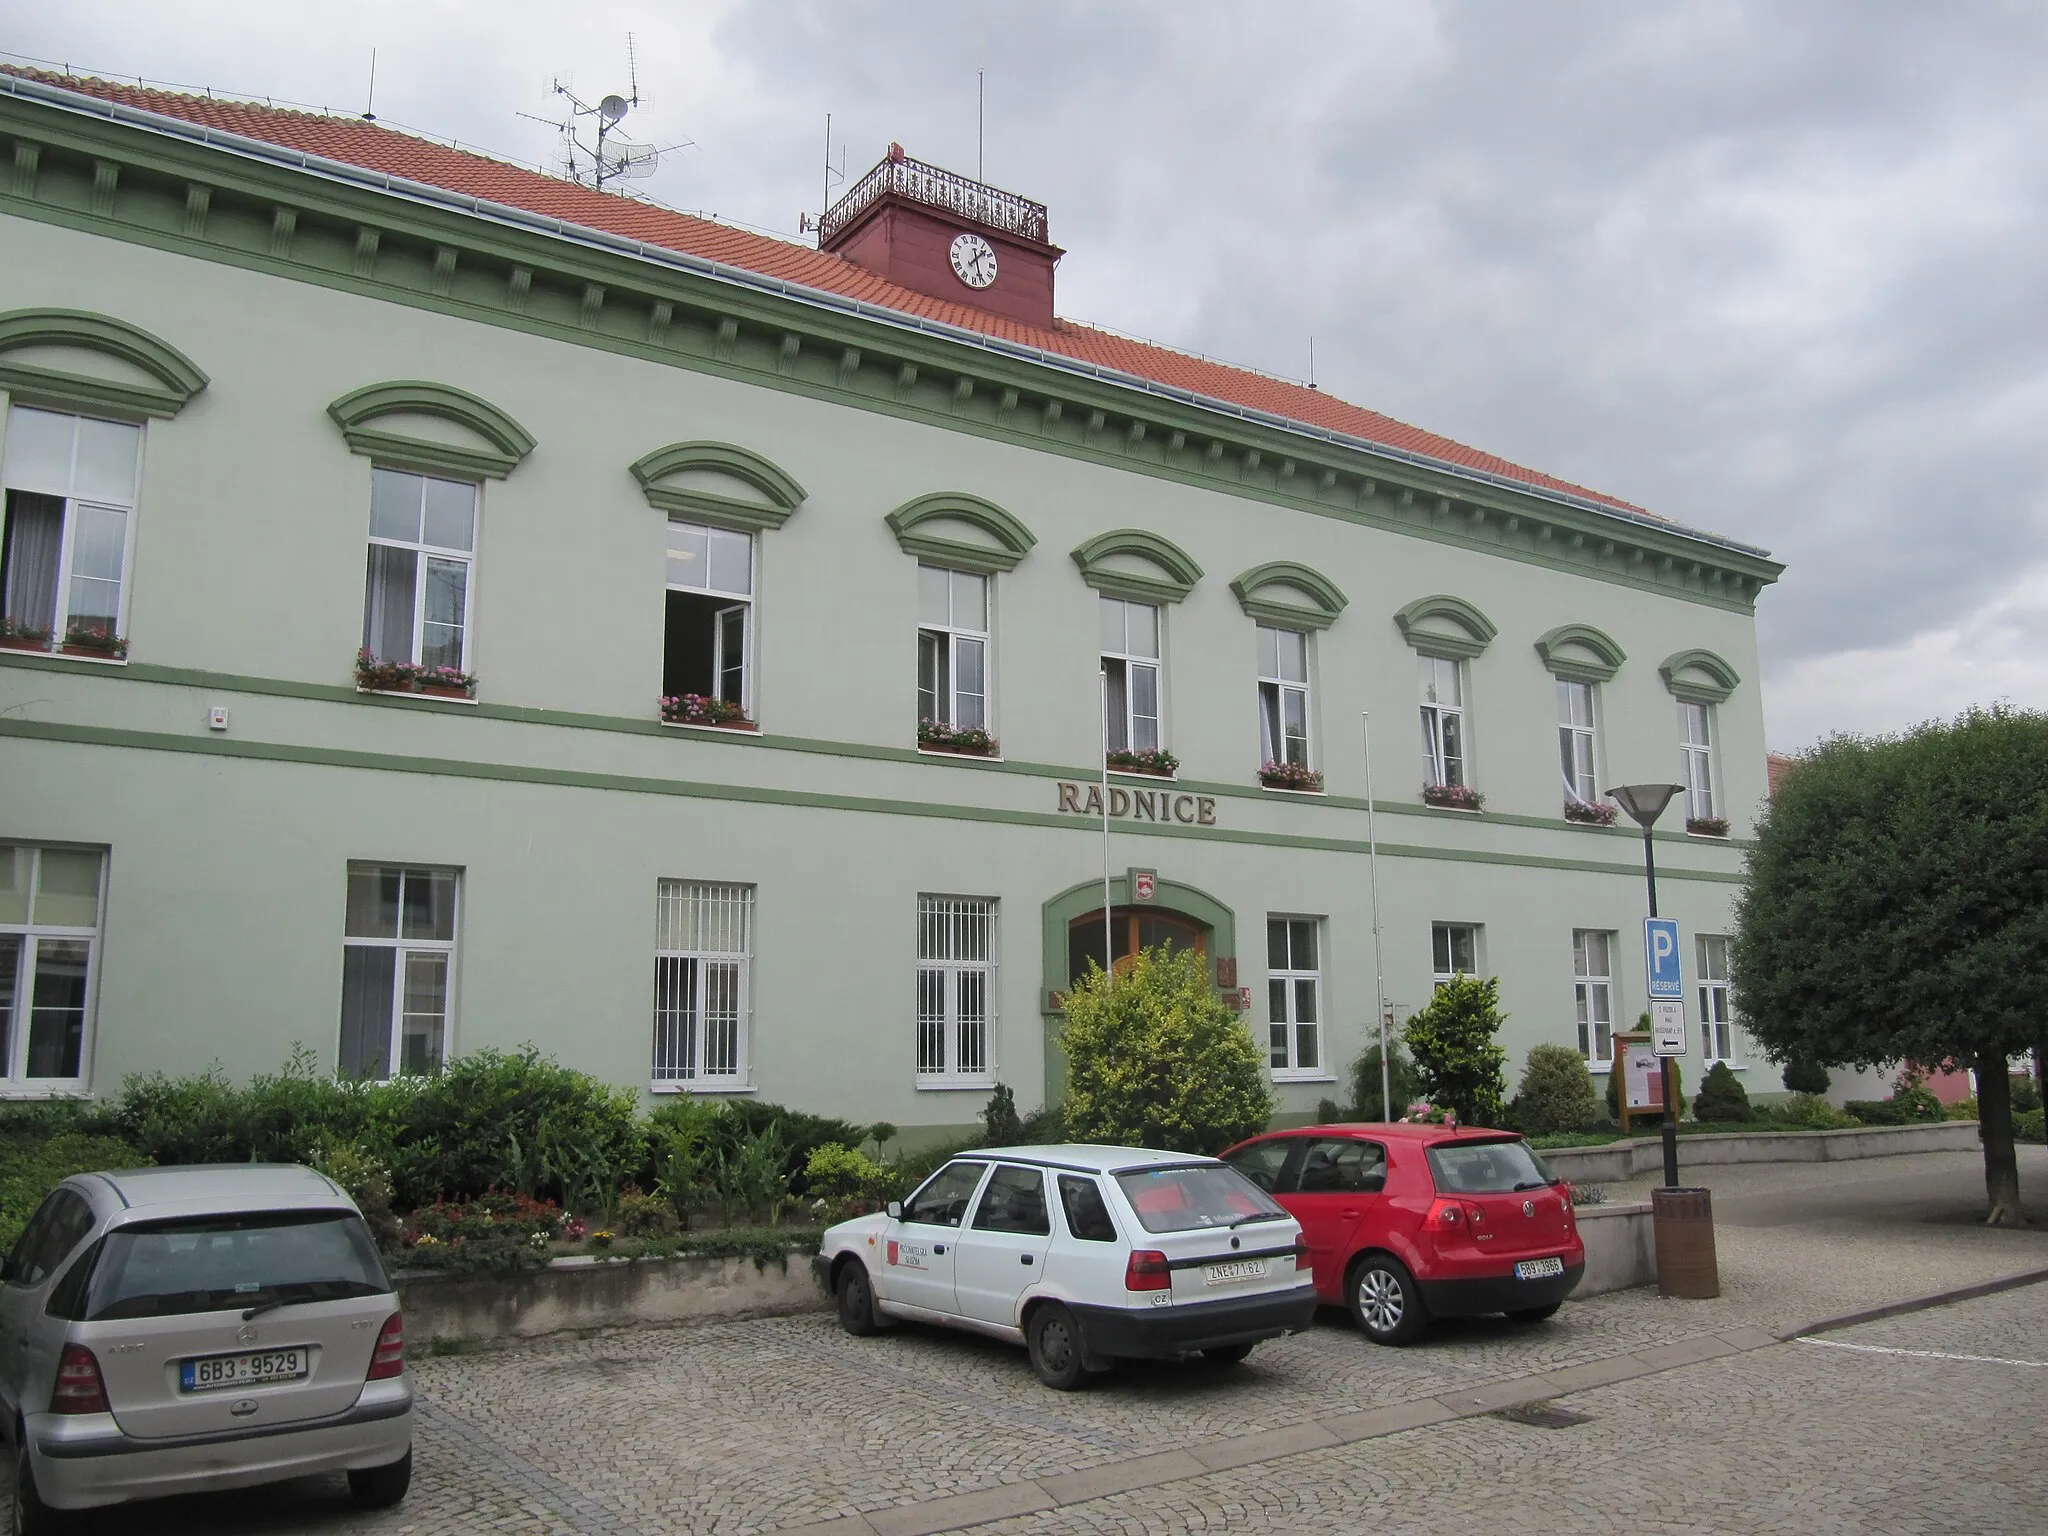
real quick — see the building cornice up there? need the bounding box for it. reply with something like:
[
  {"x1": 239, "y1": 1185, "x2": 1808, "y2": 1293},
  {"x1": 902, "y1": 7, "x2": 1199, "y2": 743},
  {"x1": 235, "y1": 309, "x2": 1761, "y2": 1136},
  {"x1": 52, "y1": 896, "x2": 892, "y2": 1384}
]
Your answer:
[{"x1": 0, "y1": 76, "x2": 1783, "y2": 612}]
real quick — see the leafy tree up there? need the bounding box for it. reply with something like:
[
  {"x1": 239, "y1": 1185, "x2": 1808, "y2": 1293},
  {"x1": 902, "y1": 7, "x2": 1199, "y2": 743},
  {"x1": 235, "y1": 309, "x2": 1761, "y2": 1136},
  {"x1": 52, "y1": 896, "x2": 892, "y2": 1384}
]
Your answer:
[
  {"x1": 1731, "y1": 707, "x2": 2048, "y2": 1226},
  {"x1": 1346, "y1": 1040, "x2": 1421, "y2": 1121},
  {"x1": 1510, "y1": 1044, "x2": 1602, "y2": 1134},
  {"x1": 1060, "y1": 946, "x2": 1273, "y2": 1153},
  {"x1": 1402, "y1": 975, "x2": 1508, "y2": 1128},
  {"x1": 1692, "y1": 1062, "x2": 1753, "y2": 1123}
]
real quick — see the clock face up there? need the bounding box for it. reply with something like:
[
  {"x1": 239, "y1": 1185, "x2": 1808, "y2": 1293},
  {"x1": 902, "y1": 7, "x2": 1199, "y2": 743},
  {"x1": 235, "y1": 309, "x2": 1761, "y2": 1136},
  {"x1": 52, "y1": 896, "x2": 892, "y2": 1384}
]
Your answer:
[{"x1": 949, "y1": 232, "x2": 999, "y2": 289}]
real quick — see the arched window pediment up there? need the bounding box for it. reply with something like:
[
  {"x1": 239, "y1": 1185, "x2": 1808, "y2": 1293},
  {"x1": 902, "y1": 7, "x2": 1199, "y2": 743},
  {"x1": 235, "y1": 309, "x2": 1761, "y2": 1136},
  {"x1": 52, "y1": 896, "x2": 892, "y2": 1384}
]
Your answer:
[
  {"x1": 886, "y1": 492, "x2": 1037, "y2": 574},
  {"x1": 1535, "y1": 623, "x2": 1627, "y2": 684},
  {"x1": 1230, "y1": 561, "x2": 1348, "y2": 631},
  {"x1": 1659, "y1": 648, "x2": 1741, "y2": 704},
  {"x1": 326, "y1": 381, "x2": 536, "y2": 481},
  {"x1": 1070, "y1": 529, "x2": 1203, "y2": 604},
  {"x1": 1394, "y1": 594, "x2": 1497, "y2": 659},
  {"x1": 631, "y1": 441, "x2": 807, "y2": 533},
  {"x1": 0, "y1": 308, "x2": 208, "y2": 419}
]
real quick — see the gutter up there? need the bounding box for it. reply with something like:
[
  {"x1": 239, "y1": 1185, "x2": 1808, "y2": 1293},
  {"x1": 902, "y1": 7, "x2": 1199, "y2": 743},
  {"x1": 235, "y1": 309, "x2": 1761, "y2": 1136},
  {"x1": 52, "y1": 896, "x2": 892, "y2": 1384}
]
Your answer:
[{"x1": 0, "y1": 72, "x2": 1775, "y2": 568}]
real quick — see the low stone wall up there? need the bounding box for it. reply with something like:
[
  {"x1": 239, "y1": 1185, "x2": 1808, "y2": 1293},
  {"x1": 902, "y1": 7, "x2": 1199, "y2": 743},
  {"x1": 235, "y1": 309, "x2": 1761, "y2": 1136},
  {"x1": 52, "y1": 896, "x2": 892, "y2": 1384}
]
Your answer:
[
  {"x1": 1572, "y1": 1202, "x2": 1655, "y2": 1297},
  {"x1": 397, "y1": 1249, "x2": 823, "y2": 1343},
  {"x1": 1541, "y1": 1118, "x2": 1978, "y2": 1186}
]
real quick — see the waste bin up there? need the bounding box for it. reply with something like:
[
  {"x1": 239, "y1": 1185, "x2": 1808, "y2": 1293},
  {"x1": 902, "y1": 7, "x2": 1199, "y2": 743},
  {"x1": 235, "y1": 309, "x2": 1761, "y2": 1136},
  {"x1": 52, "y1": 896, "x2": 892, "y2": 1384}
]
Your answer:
[{"x1": 1651, "y1": 1186, "x2": 1719, "y2": 1298}]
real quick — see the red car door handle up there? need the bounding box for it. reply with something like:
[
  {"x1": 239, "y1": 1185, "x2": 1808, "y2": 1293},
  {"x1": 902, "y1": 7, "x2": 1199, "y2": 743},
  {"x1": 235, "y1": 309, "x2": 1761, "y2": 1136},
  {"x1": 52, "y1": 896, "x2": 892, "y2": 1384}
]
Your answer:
[{"x1": 1342, "y1": 1210, "x2": 1360, "y2": 1219}]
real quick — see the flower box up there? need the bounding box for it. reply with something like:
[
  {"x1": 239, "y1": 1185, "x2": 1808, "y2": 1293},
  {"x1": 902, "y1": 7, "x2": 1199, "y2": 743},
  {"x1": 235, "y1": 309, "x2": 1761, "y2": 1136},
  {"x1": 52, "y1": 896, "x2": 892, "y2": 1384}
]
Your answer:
[
  {"x1": 1563, "y1": 799, "x2": 1618, "y2": 827},
  {"x1": 417, "y1": 666, "x2": 478, "y2": 699},
  {"x1": 1258, "y1": 760, "x2": 1324, "y2": 792},
  {"x1": 662, "y1": 693, "x2": 754, "y2": 729},
  {"x1": 355, "y1": 648, "x2": 421, "y2": 693},
  {"x1": 59, "y1": 622, "x2": 126, "y2": 660},
  {"x1": 0, "y1": 634, "x2": 50, "y2": 652},
  {"x1": 1422, "y1": 782, "x2": 1484, "y2": 811},
  {"x1": 1106, "y1": 747, "x2": 1179, "y2": 777},
  {"x1": 918, "y1": 720, "x2": 998, "y2": 756},
  {"x1": 1686, "y1": 816, "x2": 1729, "y2": 838}
]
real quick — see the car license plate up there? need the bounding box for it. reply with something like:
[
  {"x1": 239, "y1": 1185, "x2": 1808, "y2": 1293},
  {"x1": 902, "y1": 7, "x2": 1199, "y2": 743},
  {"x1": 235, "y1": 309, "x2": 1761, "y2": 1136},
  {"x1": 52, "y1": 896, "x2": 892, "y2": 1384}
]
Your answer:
[
  {"x1": 1515, "y1": 1257, "x2": 1565, "y2": 1280},
  {"x1": 1203, "y1": 1259, "x2": 1268, "y2": 1286},
  {"x1": 180, "y1": 1348, "x2": 309, "y2": 1392}
]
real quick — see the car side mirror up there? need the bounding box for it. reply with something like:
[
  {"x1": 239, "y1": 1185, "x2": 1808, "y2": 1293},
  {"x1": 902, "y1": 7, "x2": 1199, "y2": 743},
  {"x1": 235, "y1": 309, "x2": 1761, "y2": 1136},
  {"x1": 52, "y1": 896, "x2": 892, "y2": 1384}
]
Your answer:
[{"x1": 886, "y1": 1201, "x2": 902, "y2": 1220}]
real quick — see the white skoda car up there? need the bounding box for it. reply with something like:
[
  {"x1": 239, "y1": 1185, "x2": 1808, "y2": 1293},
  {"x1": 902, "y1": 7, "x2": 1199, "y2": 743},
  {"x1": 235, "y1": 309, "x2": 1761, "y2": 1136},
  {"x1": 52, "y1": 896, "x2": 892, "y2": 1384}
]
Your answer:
[
  {"x1": 0, "y1": 1164, "x2": 413, "y2": 1533},
  {"x1": 814, "y1": 1145, "x2": 1317, "y2": 1388}
]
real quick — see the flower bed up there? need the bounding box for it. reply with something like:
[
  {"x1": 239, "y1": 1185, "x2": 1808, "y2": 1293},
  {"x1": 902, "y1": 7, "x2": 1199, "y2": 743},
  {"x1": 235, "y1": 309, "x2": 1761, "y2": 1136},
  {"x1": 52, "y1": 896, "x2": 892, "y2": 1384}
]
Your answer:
[
  {"x1": 919, "y1": 720, "x2": 998, "y2": 755},
  {"x1": 662, "y1": 693, "x2": 755, "y2": 729},
  {"x1": 355, "y1": 649, "x2": 475, "y2": 697},
  {"x1": 1258, "y1": 759, "x2": 1323, "y2": 792},
  {"x1": 1106, "y1": 747, "x2": 1179, "y2": 777},
  {"x1": 1686, "y1": 815, "x2": 1729, "y2": 837},
  {"x1": 1563, "y1": 799, "x2": 1617, "y2": 826},
  {"x1": 1422, "y1": 782, "x2": 1484, "y2": 811}
]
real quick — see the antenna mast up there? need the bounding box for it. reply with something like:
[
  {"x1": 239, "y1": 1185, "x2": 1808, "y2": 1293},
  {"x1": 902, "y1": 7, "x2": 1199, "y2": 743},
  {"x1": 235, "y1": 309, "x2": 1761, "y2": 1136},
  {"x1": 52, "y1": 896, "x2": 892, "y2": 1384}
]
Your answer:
[
  {"x1": 525, "y1": 34, "x2": 676, "y2": 192},
  {"x1": 362, "y1": 48, "x2": 377, "y2": 122}
]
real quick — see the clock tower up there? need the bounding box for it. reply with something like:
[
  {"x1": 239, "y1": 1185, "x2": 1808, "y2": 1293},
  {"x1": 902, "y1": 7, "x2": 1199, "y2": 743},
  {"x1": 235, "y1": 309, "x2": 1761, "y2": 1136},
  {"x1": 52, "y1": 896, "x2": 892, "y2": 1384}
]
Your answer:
[{"x1": 817, "y1": 145, "x2": 1064, "y2": 330}]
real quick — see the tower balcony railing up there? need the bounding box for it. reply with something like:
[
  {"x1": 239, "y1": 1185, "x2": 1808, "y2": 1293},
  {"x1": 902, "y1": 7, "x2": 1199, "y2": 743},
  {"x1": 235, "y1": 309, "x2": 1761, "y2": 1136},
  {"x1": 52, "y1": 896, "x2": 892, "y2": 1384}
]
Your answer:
[{"x1": 818, "y1": 149, "x2": 1049, "y2": 246}]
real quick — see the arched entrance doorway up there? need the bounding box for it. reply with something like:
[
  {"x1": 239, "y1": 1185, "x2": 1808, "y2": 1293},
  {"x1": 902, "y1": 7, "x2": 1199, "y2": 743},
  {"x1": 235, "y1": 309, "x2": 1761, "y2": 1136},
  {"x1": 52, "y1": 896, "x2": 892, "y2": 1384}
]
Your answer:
[{"x1": 1066, "y1": 906, "x2": 1206, "y2": 986}]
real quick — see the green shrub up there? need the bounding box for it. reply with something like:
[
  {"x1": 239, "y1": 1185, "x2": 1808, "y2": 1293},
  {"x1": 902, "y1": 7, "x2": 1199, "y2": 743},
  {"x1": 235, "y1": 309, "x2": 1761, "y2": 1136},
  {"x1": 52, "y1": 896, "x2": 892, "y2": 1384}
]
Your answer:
[
  {"x1": 1781, "y1": 1059, "x2": 1831, "y2": 1096},
  {"x1": 803, "y1": 1143, "x2": 898, "y2": 1222},
  {"x1": 1844, "y1": 1099, "x2": 1907, "y2": 1126},
  {"x1": 0, "y1": 1130, "x2": 147, "y2": 1251},
  {"x1": 615, "y1": 1184, "x2": 681, "y2": 1239},
  {"x1": 1692, "y1": 1062, "x2": 1754, "y2": 1123},
  {"x1": 710, "y1": 1099, "x2": 866, "y2": 1195},
  {"x1": 981, "y1": 1084, "x2": 1024, "y2": 1145},
  {"x1": 712, "y1": 1122, "x2": 791, "y2": 1225},
  {"x1": 888, "y1": 1135, "x2": 983, "y2": 1191},
  {"x1": 2015, "y1": 1108, "x2": 2045, "y2": 1144},
  {"x1": 310, "y1": 1139, "x2": 402, "y2": 1255},
  {"x1": 400, "y1": 1190, "x2": 563, "y2": 1273},
  {"x1": 1060, "y1": 945, "x2": 1273, "y2": 1154},
  {"x1": 1777, "y1": 1092, "x2": 1858, "y2": 1130},
  {"x1": 2012, "y1": 1075, "x2": 2042, "y2": 1114},
  {"x1": 1508, "y1": 1044, "x2": 1602, "y2": 1135},
  {"x1": 1945, "y1": 1096, "x2": 1979, "y2": 1122},
  {"x1": 1316, "y1": 1097, "x2": 1345, "y2": 1123},
  {"x1": 1346, "y1": 1040, "x2": 1420, "y2": 1122},
  {"x1": 1403, "y1": 975, "x2": 1508, "y2": 1129},
  {"x1": 1888, "y1": 1069, "x2": 1945, "y2": 1123}
]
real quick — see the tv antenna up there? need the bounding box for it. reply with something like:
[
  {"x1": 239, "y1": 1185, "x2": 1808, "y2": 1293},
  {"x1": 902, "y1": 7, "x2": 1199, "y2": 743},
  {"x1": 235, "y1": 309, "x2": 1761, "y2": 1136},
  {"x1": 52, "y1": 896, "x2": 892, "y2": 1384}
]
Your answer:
[
  {"x1": 797, "y1": 113, "x2": 847, "y2": 238},
  {"x1": 520, "y1": 34, "x2": 690, "y2": 192}
]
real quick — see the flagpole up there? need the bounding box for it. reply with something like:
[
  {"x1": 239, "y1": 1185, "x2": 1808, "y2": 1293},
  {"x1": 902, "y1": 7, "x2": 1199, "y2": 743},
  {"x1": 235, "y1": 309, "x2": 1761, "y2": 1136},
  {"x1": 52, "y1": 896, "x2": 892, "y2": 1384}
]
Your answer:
[
  {"x1": 1363, "y1": 712, "x2": 1390, "y2": 1119},
  {"x1": 1101, "y1": 671, "x2": 1113, "y2": 973}
]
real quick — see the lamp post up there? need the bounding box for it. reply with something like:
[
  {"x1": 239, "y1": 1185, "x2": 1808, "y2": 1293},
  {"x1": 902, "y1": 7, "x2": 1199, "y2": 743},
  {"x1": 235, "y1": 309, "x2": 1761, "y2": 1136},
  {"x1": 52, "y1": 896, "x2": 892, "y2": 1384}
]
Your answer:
[{"x1": 1606, "y1": 782, "x2": 1685, "y2": 1188}]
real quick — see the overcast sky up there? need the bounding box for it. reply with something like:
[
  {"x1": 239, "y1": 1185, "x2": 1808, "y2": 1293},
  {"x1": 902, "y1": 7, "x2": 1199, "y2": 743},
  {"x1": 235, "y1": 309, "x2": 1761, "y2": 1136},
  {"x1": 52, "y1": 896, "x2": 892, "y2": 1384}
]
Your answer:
[{"x1": 8, "y1": 1, "x2": 2045, "y2": 751}]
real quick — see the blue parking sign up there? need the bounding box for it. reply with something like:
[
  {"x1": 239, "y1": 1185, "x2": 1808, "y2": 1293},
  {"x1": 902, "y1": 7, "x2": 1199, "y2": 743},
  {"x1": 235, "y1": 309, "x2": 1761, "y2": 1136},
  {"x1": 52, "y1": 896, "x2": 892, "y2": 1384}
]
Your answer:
[{"x1": 1644, "y1": 918, "x2": 1683, "y2": 1001}]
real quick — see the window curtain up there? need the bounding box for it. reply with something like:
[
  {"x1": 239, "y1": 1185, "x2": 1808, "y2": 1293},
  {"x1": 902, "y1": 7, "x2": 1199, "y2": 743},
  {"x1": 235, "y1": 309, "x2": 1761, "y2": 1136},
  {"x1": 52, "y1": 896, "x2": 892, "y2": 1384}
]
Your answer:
[{"x1": 1, "y1": 491, "x2": 64, "y2": 633}]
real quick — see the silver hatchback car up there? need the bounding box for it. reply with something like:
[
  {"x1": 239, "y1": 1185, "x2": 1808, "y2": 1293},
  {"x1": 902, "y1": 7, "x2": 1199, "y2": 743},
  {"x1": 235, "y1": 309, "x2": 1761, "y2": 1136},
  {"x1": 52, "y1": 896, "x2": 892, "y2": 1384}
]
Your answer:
[{"x1": 0, "y1": 1164, "x2": 412, "y2": 1532}]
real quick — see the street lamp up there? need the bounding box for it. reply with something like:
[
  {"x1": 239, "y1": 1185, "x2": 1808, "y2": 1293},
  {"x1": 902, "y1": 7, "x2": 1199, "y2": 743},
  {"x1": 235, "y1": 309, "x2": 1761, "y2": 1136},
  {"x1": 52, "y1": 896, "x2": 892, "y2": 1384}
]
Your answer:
[{"x1": 1606, "y1": 782, "x2": 1685, "y2": 1187}]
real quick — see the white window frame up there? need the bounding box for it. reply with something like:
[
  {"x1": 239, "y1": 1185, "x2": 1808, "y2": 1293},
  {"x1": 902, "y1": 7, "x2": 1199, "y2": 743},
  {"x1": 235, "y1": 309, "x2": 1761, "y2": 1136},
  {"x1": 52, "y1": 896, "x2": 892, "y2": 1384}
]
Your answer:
[
  {"x1": 339, "y1": 864, "x2": 459, "y2": 1080},
  {"x1": 0, "y1": 406, "x2": 143, "y2": 652},
  {"x1": 1431, "y1": 922, "x2": 1479, "y2": 988},
  {"x1": 0, "y1": 844, "x2": 105, "y2": 1094},
  {"x1": 916, "y1": 565, "x2": 992, "y2": 734},
  {"x1": 1557, "y1": 680, "x2": 1600, "y2": 805},
  {"x1": 1697, "y1": 933, "x2": 1735, "y2": 1063},
  {"x1": 1680, "y1": 702, "x2": 1717, "y2": 822},
  {"x1": 362, "y1": 468, "x2": 479, "y2": 673},
  {"x1": 1573, "y1": 928, "x2": 1617, "y2": 1068},
  {"x1": 653, "y1": 881, "x2": 754, "y2": 1092},
  {"x1": 1419, "y1": 654, "x2": 1469, "y2": 789},
  {"x1": 1266, "y1": 915, "x2": 1327, "y2": 1080},
  {"x1": 1100, "y1": 596, "x2": 1165, "y2": 757},
  {"x1": 664, "y1": 519, "x2": 755, "y2": 713},
  {"x1": 1256, "y1": 624, "x2": 1313, "y2": 768},
  {"x1": 916, "y1": 895, "x2": 997, "y2": 1088}
]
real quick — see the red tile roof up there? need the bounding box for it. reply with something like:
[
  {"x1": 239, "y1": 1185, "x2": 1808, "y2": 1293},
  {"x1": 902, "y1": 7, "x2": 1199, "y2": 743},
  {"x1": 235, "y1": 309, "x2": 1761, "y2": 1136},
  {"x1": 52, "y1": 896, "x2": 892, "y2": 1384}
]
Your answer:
[
  {"x1": 15, "y1": 69, "x2": 1645, "y2": 515},
  {"x1": 1766, "y1": 752, "x2": 1801, "y2": 798}
]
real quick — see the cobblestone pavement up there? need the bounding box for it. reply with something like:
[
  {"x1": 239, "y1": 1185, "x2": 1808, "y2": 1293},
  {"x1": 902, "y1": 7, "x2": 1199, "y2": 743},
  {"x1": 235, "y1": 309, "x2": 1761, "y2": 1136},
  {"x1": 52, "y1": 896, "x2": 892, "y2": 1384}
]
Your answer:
[{"x1": 13, "y1": 1147, "x2": 2047, "y2": 1536}]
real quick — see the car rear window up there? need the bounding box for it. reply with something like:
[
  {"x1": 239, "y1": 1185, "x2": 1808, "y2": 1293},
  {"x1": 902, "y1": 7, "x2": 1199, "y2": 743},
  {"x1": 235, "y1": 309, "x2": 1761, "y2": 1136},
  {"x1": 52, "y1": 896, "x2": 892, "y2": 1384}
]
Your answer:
[
  {"x1": 82, "y1": 1210, "x2": 390, "y2": 1322},
  {"x1": 1114, "y1": 1165, "x2": 1287, "y2": 1234},
  {"x1": 1425, "y1": 1139, "x2": 1558, "y2": 1195}
]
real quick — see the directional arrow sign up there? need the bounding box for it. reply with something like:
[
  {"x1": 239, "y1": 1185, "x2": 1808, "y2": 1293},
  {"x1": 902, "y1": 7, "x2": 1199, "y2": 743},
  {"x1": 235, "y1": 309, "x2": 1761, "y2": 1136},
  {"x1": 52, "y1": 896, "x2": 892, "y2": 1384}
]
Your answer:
[
  {"x1": 1652, "y1": 1001, "x2": 1687, "y2": 1057},
  {"x1": 1645, "y1": 917, "x2": 1683, "y2": 1002}
]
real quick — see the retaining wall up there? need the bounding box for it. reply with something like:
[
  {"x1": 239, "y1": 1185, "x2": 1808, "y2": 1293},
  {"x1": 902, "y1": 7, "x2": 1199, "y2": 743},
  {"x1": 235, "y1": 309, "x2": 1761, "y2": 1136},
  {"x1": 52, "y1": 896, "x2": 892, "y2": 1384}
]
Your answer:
[
  {"x1": 1572, "y1": 1202, "x2": 1655, "y2": 1296},
  {"x1": 1540, "y1": 1118, "x2": 1977, "y2": 1186}
]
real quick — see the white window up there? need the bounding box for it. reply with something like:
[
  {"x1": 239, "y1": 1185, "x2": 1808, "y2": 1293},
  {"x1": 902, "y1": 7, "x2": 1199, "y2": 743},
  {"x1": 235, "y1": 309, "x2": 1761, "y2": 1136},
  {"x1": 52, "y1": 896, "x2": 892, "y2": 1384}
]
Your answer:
[
  {"x1": 1100, "y1": 596, "x2": 1163, "y2": 755},
  {"x1": 1557, "y1": 680, "x2": 1599, "y2": 805},
  {"x1": 1432, "y1": 923, "x2": 1478, "y2": 987},
  {"x1": 654, "y1": 881, "x2": 753, "y2": 1089},
  {"x1": 362, "y1": 468, "x2": 477, "y2": 673},
  {"x1": 1697, "y1": 934, "x2": 1734, "y2": 1062},
  {"x1": 1256, "y1": 624, "x2": 1311, "y2": 767},
  {"x1": 0, "y1": 406, "x2": 141, "y2": 652},
  {"x1": 340, "y1": 865, "x2": 458, "y2": 1079},
  {"x1": 916, "y1": 896, "x2": 996, "y2": 1086},
  {"x1": 1680, "y1": 702, "x2": 1716, "y2": 822},
  {"x1": 1573, "y1": 928, "x2": 1616, "y2": 1066},
  {"x1": 664, "y1": 520, "x2": 754, "y2": 712},
  {"x1": 0, "y1": 844, "x2": 104, "y2": 1089},
  {"x1": 1266, "y1": 916, "x2": 1323, "y2": 1077},
  {"x1": 1419, "y1": 654, "x2": 1467, "y2": 788},
  {"x1": 917, "y1": 566, "x2": 989, "y2": 732}
]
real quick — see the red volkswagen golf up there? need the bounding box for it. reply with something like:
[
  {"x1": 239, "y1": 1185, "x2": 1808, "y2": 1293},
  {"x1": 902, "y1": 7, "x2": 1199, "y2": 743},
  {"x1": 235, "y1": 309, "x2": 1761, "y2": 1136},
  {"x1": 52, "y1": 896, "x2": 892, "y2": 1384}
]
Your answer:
[{"x1": 1218, "y1": 1123, "x2": 1584, "y2": 1345}]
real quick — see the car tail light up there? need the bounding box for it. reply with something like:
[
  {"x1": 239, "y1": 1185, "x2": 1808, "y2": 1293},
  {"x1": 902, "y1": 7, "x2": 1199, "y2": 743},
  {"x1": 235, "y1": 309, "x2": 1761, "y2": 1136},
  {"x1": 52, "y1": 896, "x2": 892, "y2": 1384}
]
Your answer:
[
  {"x1": 1291, "y1": 1234, "x2": 1312, "y2": 1269},
  {"x1": 367, "y1": 1313, "x2": 406, "y2": 1380},
  {"x1": 52, "y1": 1344, "x2": 109, "y2": 1415},
  {"x1": 1124, "y1": 1250, "x2": 1171, "y2": 1291},
  {"x1": 1427, "y1": 1198, "x2": 1464, "y2": 1230}
]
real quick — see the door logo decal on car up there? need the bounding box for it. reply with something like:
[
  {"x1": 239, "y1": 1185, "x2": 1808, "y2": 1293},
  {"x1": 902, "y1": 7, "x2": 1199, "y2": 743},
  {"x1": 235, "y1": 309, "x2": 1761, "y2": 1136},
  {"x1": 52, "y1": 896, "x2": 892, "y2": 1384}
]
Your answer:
[{"x1": 888, "y1": 1241, "x2": 930, "y2": 1269}]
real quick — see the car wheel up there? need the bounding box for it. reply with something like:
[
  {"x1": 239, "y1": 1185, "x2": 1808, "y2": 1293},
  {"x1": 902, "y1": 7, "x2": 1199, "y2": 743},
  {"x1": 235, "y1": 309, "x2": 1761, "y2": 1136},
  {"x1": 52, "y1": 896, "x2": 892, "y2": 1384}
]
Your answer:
[
  {"x1": 13, "y1": 1440, "x2": 64, "y2": 1536},
  {"x1": 1507, "y1": 1302, "x2": 1562, "y2": 1323},
  {"x1": 348, "y1": 1448, "x2": 413, "y2": 1510},
  {"x1": 1201, "y1": 1342, "x2": 1256, "y2": 1367},
  {"x1": 1348, "y1": 1254, "x2": 1428, "y2": 1346},
  {"x1": 1027, "y1": 1303, "x2": 1091, "y2": 1391},
  {"x1": 835, "y1": 1262, "x2": 880, "y2": 1337}
]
